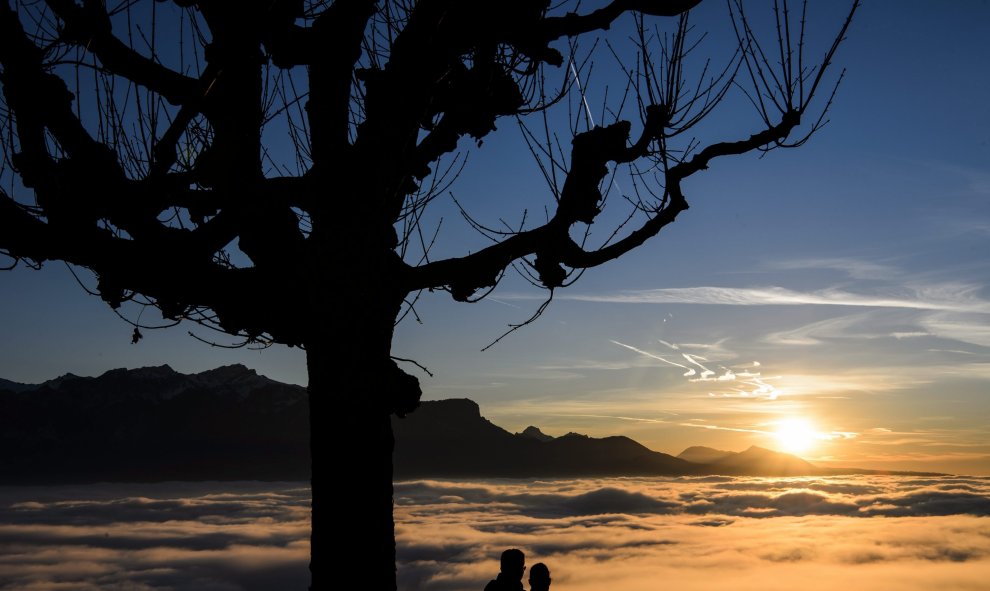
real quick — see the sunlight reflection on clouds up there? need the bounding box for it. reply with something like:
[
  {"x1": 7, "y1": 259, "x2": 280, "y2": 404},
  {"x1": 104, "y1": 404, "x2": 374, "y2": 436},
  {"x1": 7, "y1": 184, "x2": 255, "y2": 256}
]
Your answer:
[
  {"x1": 395, "y1": 475, "x2": 990, "y2": 591},
  {"x1": 1, "y1": 476, "x2": 989, "y2": 590}
]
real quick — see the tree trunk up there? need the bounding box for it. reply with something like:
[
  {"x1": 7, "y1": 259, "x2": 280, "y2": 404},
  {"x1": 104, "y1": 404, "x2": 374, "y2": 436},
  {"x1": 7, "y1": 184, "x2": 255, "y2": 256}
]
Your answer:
[{"x1": 304, "y1": 290, "x2": 421, "y2": 591}]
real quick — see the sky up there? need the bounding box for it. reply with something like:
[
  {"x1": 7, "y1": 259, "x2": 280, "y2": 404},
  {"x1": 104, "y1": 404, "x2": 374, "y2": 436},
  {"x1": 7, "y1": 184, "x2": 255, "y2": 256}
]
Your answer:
[
  {"x1": 1, "y1": 1, "x2": 989, "y2": 475},
  {"x1": 1, "y1": 475, "x2": 989, "y2": 590}
]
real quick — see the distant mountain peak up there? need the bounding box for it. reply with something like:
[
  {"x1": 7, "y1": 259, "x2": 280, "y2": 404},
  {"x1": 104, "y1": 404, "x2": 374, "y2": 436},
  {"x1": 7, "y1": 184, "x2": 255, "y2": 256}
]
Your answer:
[
  {"x1": 97, "y1": 365, "x2": 181, "y2": 383},
  {"x1": 518, "y1": 426, "x2": 554, "y2": 442},
  {"x1": 677, "y1": 446, "x2": 735, "y2": 464},
  {"x1": 41, "y1": 373, "x2": 83, "y2": 389},
  {"x1": 194, "y1": 364, "x2": 263, "y2": 384},
  {"x1": 707, "y1": 444, "x2": 816, "y2": 476},
  {"x1": 739, "y1": 445, "x2": 776, "y2": 455},
  {"x1": 196, "y1": 363, "x2": 255, "y2": 377},
  {"x1": 409, "y1": 398, "x2": 481, "y2": 423},
  {"x1": 561, "y1": 431, "x2": 589, "y2": 439},
  {"x1": 113, "y1": 365, "x2": 177, "y2": 379}
]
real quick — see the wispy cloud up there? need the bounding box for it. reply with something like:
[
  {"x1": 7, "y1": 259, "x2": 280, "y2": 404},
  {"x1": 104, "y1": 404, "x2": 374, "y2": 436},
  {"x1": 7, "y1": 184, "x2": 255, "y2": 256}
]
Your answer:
[
  {"x1": 920, "y1": 312, "x2": 990, "y2": 348},
  {"x1": 765, "y1": 257, "x2": 900, "y2": 280},
  {"x1": 506, "y1": 284, "x2": 990, "y2": 314},
  {"x1": 555, "y1": 414, "x2": 673, "y2": 424},
  {"x1": 763, "y1": 313, "x2": 877, "y2": 346},
  {"x1": 533, "y1": 359, "x2": 655, "y2": 372},
  {"x1": 677, "y1": 421, "x2": 769, "y2": 435},
  {"x1": 502, "y1": 283, "x2": 990, "y2": 314}
]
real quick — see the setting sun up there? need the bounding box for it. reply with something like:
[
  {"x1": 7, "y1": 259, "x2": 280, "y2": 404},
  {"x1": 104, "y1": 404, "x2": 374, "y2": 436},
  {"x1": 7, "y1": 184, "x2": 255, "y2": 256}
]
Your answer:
[{"x1": 774, "y1": 418, "x2": 819, "y2": 454}]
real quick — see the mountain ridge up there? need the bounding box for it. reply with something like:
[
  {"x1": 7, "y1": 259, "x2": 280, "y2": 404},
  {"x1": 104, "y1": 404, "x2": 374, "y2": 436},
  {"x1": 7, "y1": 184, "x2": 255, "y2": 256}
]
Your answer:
[
  {"x1": 391, "y1": 398, "x2": 821, "y2": 478},
  {"x1": 0, "y1": 367, "x2": 944, "y2": 483},
  {"x1": 0, "y1": 364, "x2": 309, "y2": 483}
]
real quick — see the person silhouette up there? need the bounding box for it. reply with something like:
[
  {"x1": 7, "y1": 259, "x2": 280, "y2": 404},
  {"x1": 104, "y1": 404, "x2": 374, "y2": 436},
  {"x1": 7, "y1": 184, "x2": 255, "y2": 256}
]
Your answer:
[
  {"x1": 484, "y1": 548, "x2": 526, "y2": 591},
  {"x1": 529, "y1": 562, "x2": 551, "y2": 591}
]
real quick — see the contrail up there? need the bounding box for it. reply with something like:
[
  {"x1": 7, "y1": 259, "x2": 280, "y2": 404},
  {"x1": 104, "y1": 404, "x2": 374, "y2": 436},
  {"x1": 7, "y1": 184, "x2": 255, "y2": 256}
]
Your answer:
[
  {"x1": 611, "y1": 340, "x2": 692, "y2": 373},
  {"x1": 570, "y1": 59, "x2": 624, "y2": 197}
]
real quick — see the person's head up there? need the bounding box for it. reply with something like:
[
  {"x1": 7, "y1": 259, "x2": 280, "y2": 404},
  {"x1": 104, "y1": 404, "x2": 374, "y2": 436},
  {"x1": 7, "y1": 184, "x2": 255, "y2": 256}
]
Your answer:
[
  {"x1": 500, "y1": 548, "x2": 526, "y2": 580},
  {"x1": 529, "y1": 562, "x2": 551, "y2": 591}
]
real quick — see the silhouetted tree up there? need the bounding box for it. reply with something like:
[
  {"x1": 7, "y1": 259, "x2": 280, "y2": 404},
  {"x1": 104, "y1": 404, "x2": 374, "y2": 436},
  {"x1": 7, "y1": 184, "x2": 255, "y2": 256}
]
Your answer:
[{"x1": 0, "y1": 1, "x2": 857, "y2": 589}]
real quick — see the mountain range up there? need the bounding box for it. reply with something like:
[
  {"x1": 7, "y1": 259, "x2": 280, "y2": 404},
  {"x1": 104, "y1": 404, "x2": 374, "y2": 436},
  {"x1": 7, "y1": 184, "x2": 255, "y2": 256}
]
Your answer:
[
  {"x1": 392, "y1": 398, "x2": 821, "y2": 478},
  {"x1": 0, "y1": 365, "x2": 917, "y2": 483},
  {"x1": 0, "y1": 365, "x2": 310, "y2": 483}
]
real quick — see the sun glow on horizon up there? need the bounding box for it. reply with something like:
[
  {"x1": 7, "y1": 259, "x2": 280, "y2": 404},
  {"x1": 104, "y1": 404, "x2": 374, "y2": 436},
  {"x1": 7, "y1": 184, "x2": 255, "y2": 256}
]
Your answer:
[{"x1": 773, "y1": 418, "x2": 820, "y2": 454}]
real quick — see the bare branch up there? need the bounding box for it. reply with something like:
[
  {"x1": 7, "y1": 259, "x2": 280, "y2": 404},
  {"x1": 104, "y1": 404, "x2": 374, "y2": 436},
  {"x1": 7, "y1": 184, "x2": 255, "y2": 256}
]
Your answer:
[{"x1": 44, "y1": 0, "x2": 199, "y2": 104}]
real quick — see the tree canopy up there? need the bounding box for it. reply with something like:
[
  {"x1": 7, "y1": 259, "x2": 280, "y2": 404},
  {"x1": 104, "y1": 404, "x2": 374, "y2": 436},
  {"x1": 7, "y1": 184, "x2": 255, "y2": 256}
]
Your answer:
[{"x1": 0, "y1": 1, "x2": 858, "y2": 588}]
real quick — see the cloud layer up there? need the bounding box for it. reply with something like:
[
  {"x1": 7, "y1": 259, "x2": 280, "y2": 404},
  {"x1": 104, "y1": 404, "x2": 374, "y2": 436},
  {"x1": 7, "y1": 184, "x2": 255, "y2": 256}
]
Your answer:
[
  {"x1": 2, "y1": 476, "x2": 989, "y2": 590},
  {"x1": 0, "y1": 482, "x2": 310, "y2": 591},
  {"x1": 395, "y1": 475, "x2": 990, "y2": 591}
]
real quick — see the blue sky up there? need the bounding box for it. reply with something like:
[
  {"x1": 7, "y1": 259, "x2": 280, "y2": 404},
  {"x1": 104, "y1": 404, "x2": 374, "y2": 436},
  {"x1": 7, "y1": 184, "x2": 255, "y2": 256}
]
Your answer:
[{"x1": 1, "y1": 1, "x2": 988, "y2": 474}]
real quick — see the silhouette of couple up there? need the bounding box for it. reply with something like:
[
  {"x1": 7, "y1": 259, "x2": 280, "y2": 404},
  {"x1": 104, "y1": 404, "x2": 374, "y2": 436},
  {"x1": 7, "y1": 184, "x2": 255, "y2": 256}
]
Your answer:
[{"x1": 484, "y1": 548, "x2": 551, "y2": 591}]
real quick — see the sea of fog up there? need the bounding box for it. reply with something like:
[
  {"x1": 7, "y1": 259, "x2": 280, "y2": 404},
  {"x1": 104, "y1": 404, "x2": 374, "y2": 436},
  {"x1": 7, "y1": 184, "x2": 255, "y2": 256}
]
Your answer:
[{"x1": 1, "y1": 475, "x2": 988, "y2": 590}]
